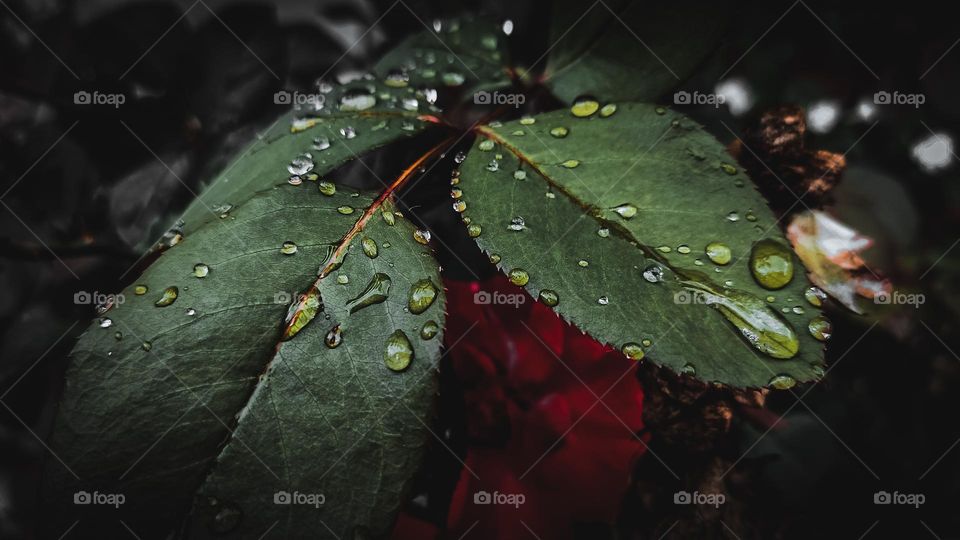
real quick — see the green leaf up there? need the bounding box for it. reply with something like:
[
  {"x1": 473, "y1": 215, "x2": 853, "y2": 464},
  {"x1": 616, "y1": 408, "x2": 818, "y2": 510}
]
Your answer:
[
  {"x1": 543, "y1": 0, "x2": 730, "y2": 103},
  {"x1": 43, "y1": 89, "x2": 448, "y2": 539},
  {"x1": 456, "y1": 104, "x2": 826, "y2": 388}
]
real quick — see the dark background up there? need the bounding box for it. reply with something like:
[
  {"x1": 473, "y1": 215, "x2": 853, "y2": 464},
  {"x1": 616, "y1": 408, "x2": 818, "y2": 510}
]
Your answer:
[{"x1": 1, "y1": 0, "x2": 958, "y2": 538}]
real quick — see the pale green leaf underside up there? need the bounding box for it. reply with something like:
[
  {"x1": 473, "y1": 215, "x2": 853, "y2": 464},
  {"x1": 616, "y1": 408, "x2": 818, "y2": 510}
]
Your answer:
[{"x1": 458, "y1": 104, "x2": 825, "y2": 388}]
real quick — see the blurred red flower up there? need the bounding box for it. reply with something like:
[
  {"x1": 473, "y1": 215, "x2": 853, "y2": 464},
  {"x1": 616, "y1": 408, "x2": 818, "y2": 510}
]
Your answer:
[{"x1": 392, "y1": 274, "x2": 648, "y2": 539}]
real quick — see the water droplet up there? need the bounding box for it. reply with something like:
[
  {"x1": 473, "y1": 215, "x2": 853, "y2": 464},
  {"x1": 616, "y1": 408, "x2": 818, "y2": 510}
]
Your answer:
[
  {"x1": 571, "y1": 97, "x2": 600, "y2": 117},
  {"x1": 677, "y1": 245, "x2": 691, "y2": 254},
  {"x1": 362, "y1": 236, "x2": 378, "y2": 258},
  {"x1": 450, "y1": 188, "x2": 463, "y2": 199},
  {"x1": 720, "y1": 163, "x2": 738, "y2": 175},
  {"x1": 749, "y1": 239, "x2": 794, "y2": 290},
  {"x1": 597, "y1": 228, "x2": 610, "y2": 238},
  {"x1": 791, "y1": 306, "x2": 804, "y2": 315},
  {"x1": 485, "y1": 160, "x2": 500, "y2": 172},
  {"x1": 641, "y1": 338, "x2": 653, "y2": 347},
  {"x1": 339, "y1": 89, "x2": 376, "y2": 111},
  {"x1": 745, "y1": 210, "x2": 757, "y2": 222},
  {"x1": 287, "y1": 153, "x2": 314, "y2": 176},
  {"x1": 134, "y1": 285, "x2": 148, "y2": 295},
  {"x1": 142, "y1": 341, "x2": 153, "y2": 352},
  {"x1": 337, "y1": 205, "x2": 355, "y2": 215},
  {"x1": 467, "y1": 223, "x2": 482, "y2": 237},
  {"x1": 656, "y1": 245, "x2": 671, "y2": 253},
  {"x1": 598, "y1": 296, "x2": 609, "y2": 305},
  {"x1": 808, "y1": 315, "x2": 832, "y2": 341},
  {"x1": 287, "y1": 175, "x2": 303, "y2": 186},
  {"x1": 318, "y1": 181, "x2": 336, "y2": 196},
  {"x1": 680, "y1": 275, "x2": 799, "y2": 359},
  {"x1": 600, "y1": 103, "x2": 617, "y2": 117},
  {"x1": 577, "y1": 259, "x2": 589, "y2": 267},
  {"x1": 336, "y1": 274, "x2": 349, "y2": 285},
  {"x1": 186, "y1": 308, "x2": 196, "y2": 316},
  {"x1": 381, "y1": 209, "x2": 396, "y2": 226},
  {"x1": 655, "y1": 106, "x2": 667, "y2": 115},
  {"x1": 408, "y1": 279, "x2": 438, "y2": 314},
  {"x1": 505, "y1": 216, "x2": 527, "y2": 232},
  {"x1": 114, "y1": 331, "x2": 123, "y2": 340},
  {"x1": 519, "y1": 116, "x2": 536, "y2": 125},
  {"x1": 384, "y1": 69, "x2": 409, "y2": 88},
  {"x1": 545, "y1": 191, "x2": 556, "y2": 199},
  {"x1": 549, "y1": 126, "x2": 569, "y2": 138},
  {"x1": 513, "y1": 169, "x2": 527, "y2": 181},
  {"x1": 768, "y1": 374, "x2": 796, "y2": 390},
  {"x1": 680, "y1": 363, "x2": 696, "y2": 376},
  {"x1": 401, "y1": 97, "x2": 419, "y2": 111},
  {"x1": 325, "y1": 325, "x2": 343, "y2": 348},
  {"x1": 155, "y1": 286, "x2": 178, "y2": 307},
  {"x1": 99, "y1": 317, "x2": 113, "y2": 328},
  {"x1": 385, "y1": 330, "x2": 414, "y2": 371},
  {"x1": 281, "y1": 241, "x2": 298, "y2": 255},
  {"x1": 453, "y1": 200, "x2": 467, "y2": 213},
  {"x1": 621, "y1": 342, "x2": 644, "y2": 360},
  {"x1": 538, "y1": 289, "x2": 559, "y2": 306},
  {"x1": 705, "y1": 242, "x2": 732, "y2": 265},
  {"x1": 613, "y1": 203, "x2": 638, "y2": 219},
  {"x1": 508, "y1": 268, "x2": 529, "y2": 286},
  {"x1": 347, "y1": 273, "x2": 392, "y2": 314},
  {"x1": 339, "y1": 126, "x2": 357, "y2": 139},
  {"x1": 489, "y1": 254, "x2": 501, "y2": 264},
  {"x1": 193, "y1": 263, "x2": 210, "y2": 278},
  {"x1": 312, "y1": 136, "x2": 331, "y2": 151},
  {"x1": 726, "y1": 211, "x2": 740, "y2": 222},
  {"x1": 420, "y1": 320, "x2": 439, "y2": 340},
  {"x1": 454, "y1": 151, "x2": 466, "y2": 164},
  {"x1": 561, "y1": 159, "x2": 580, "y2": 168},
  {"x1": 804, "y1": 287, "x2": 826, "y2": 307},
  {"x1": 766, "y1": 295, "x2": 776, "y2": 302},
  {"x1": 413, "y1": 229, "x2": 431, "y2": 244},
  {"x1": 642, "y1": 265, "x2": 664, "y2": 283},
  {"x1": 442, "y1": 72, "x2": 465, "y2": 86},
  {"x1": 282, "y1": 289, "x2": 322, "y2": 340}
]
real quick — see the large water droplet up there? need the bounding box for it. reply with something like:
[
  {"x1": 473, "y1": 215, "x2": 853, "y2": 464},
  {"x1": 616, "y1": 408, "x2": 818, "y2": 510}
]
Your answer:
[
  {"x1": 339, "y1": 89, "x2": 377, "y2": 111},
  {"x1": 621, "y1": 342, "x2": 644, "y2": 360},
  {"x1": 385, "y1": 330, "x2": 414, "y2": 371},
  {"x1": 749, "y1": 239, "x2": 794, "y2": 290},
  {"x1": 642, "y1": 265, "x2": 664, "y2": 283},
  {"x1": 281, "y1": 241, "x2": 298, "y2": 255},
  {"x1": 193, "y1": 263, "x2": 210, "y2": 278},
  {"x1": 282, "y1": 289, "x2": 321, "y2": 340},
  {"x1": 287, "y1": 153, "x2": 314, "y2": 176},
  {"x1": 538, "y1": 289, "x2": 559, "y2": 306},
  {"x1": 508, "y1": 268, "x2": 529, "y2": 286},
  {"x1": 155, "y1": 286, "x2": 178, "y2": 307},
  {"x1": 325, "y1": 325, "x2": 343, "y2": 348},
  {"x1": 571, "y1": 97, "x2": 599, "y2": 117},
  {"x1": 408, "y1": 279, "x2": 438, "y2": 314},
  {"x1": 362, "y1": 236, "x2": 378, "y2": 258},
  {"x1": 804, "y1": 287, "x2": 826, "y2": 307},
  {"x1": 318, "y1": 181, "x2": 336, "y2": 196},
  {"x1": 705, "y1": 242, "x2": 732, "y2": 265},
  {"x1": 808, "y1": 315, "x2": 832, "y2": 341},
  {"x1": 681, "y1": 273, "x2": 800, "y2": 359},
  {"x1": 613, "y1": 203, "x2": 638, "y2": 219},
  {"x1": 347, "y1": 273, "x2": 392, "y2": 314}
]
